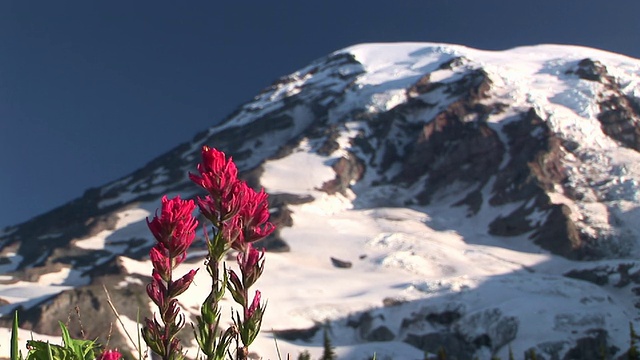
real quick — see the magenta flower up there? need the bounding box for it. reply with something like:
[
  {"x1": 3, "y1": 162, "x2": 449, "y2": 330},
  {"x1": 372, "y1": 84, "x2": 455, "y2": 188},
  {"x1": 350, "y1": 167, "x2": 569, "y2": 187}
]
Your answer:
[
  {"x1": 245, "y1": 290, "x2": 262, "y2": 320},
  {"x1": 98, "y1": 349, "x2": 122, "y2": 360},
  {"x1": 187, "y1": 146, "x2": 271, "y2": 357},
  {"x1": 235, "y1": 183, "x2": 275, "y2": 246},
  {"x1": 146, "y1": 271, "x2": 167, "y2": 309},
  {"x1": 149, "y1": 245, "x2": 171, "y2": 281},
  {"x1": 190, "y1": 146, "x2": 240, "y2": 205},
  {"x1": 237, "y1": 244, "x2": 265, "y2": 288},
  {"x1": 169, "y1": 268, "x2": 198, "y2": 298},
  {"x1": 143, "y1": 195, "x2": 199, "y2": 360},
  {"x1": 147, "y1": 195, "x2": 198, "y2": 259}
]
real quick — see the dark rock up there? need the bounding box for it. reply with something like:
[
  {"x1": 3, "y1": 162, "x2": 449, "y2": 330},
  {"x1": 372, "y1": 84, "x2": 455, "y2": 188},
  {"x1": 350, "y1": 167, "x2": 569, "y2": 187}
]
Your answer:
[
  {"x1": 453, "y1": 189, "x2": 483, "y2": 217},
  {"x1": 315, "y1": 124, "x2": 342, "y2": 156},
  {"x1": 254, "y1": 235, "x2": 290, "y2": 253},
  {"x1": 489, "y1": 206, "x2": 536, "y2": 237},
  {"x1": 272, "y1": 325, "x2": 320, "y2": 342},
  {"x1": 537, "y1": 340, "x2": 569, "y2": 360},
  {"x1": 614, "y1": 263, "x2": 635, "y2": 287},
  {"x1": 1, "y1": 280, "x2": 155, "y2": 354},
  {"x1": 454, "y1": 308, "x2": 519, "y2": 354},
  {"x1": 366, "y1": 326, "x2": 395, "y2": 342},
  {"x1": 347, "y1": 311, "x2": 391, "y2": 341},
  {"x1": 490, "y1": 108, "x2": 567, "y2": 206},
  {"x1": 426, "y1": 310, "x2": 463, "y2": 326},
  {"x1": 531, "y1": 204, "x2": 583, "y2": 260},
  {"x1": 382, "y1": 297, "x2": 406, "y2": 307},
  {"x1": 487, "y1": 108, "x2": 588, "y2": 259},
  {"x1": 562, "y1": 329, "x2": 618, "y2": 360},
  {"x1": 437, "y1": 56, "x2": 468, "y2": 70},
  {"x1": 319, "y1": 153, "x2": 366, "y2": 195},
  {"x1": 407, "y1": 73, "x2": 444, "y2": 97},
  {"x1": 330, "y1": 257, "x2": 352, "y2": 269},
  {"x1": 597, "y1": 94, "x2": 640, "y2": 151},
  {"x1": 565, "y1": 263, "x2": 640, "y2": 288},
  {"x1": 405, "y1": 332, "x2": 475, "y2": 360},
  {"x1": 566, "y1": 58, "x2": 614, "y2": 83},
  {"x1": 564, "y1": 267, "x2": 610, "y2": 286},
  {"x1": 403, "y1": 100, "x2": 504, "y2": 204},
  {"x1": 268, "y1": 193, "x2": 315, "y2": 207}
]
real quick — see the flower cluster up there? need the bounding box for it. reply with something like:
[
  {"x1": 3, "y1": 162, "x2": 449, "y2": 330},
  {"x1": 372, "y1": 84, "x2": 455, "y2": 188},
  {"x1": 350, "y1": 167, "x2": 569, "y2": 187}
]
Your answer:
[
  {"x1": 142, "y1": 195, "x2": 199, "y2": 360},
  {"x1": 190, "y1": 146, "x2": 273, "y2": 360},
  {"x1": 98, "y1": 349, "x2": 123, "y2": 360},
  {"x1": 189, "y1": 147, "x2": 275, "y2": 251},
  {"x1": 141, "y1": 146, "x2": 274, "y2": 360}
]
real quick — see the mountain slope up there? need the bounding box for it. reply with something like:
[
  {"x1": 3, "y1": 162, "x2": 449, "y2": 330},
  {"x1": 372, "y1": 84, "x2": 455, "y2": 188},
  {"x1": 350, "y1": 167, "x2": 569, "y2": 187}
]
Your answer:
[{"x1": 2, "y1": 42, "x2": 640, "y2": 359}]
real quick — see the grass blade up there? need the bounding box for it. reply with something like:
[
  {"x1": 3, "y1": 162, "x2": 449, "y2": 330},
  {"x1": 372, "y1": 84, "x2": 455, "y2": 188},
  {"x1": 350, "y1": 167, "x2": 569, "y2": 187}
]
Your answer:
[
  {"x1": 46, "y1": 342, "x2": 53, "y2": 360},
  {"x1": 102, "y1": 284, "x2": 139, "y2": 353},
  {"x1": 11, "y1": 310, "x2": 19, "y2": 360}
]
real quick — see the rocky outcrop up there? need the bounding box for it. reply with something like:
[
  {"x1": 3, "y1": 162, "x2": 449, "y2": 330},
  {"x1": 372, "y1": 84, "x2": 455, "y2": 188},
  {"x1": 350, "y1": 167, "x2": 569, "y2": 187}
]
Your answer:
[
  {"x1": 330, "y1": 257, "x2": 353, "y2": 269},
  {"x1": 562, "y1": 329, "x2": 617, "y2": 360},
  {"x1": 2, "y1": 278, "x2": 153, "y2": 353},
  {"x1": 566, "y1": 58, "x2": 615, "y2": 84},
  {"x1": 485, "y1": 108, "x2": 588, "y2": 258},
  {"x1": 565, "y1": 262, "x2": 640, "y2": 308},
  {"x1": 597, "y1": 94, "x2": 640, "y2": 151},
  {"x1": 319, "y1": 153, "x2": 365, "y2": 195},
  {"x1": 566, "y1": 58, "x2": 640, "y2": 152},
  {"x1": 396, "y1": 69, "x2": 505, "y2": 206},
  {"x1": 337, "y1": 302, "x2": 518, "y2": 358}
]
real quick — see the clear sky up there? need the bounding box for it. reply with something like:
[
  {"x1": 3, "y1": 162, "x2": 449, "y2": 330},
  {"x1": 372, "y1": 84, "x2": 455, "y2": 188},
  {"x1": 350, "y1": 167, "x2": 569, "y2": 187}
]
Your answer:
[{"x1": 1, "y1": 0, "x2": 639, "y2": 229}]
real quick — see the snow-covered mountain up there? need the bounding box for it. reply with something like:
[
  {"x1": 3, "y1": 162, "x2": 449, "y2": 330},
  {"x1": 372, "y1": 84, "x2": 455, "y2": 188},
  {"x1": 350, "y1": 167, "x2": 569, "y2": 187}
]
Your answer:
[{"x1": 3, "y1": 42, "x2": 640, "y2": 359}]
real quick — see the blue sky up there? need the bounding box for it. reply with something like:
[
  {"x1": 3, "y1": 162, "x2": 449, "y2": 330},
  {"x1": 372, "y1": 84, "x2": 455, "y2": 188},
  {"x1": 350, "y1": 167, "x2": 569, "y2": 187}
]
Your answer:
[{"x1": 1, "y1": 0, "x2": 639, "y2": 228}]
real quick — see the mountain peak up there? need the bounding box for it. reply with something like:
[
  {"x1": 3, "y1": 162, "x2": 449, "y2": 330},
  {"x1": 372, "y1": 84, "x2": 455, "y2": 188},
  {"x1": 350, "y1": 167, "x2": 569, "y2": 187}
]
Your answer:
[{"x1": 2, "y1": 42, "x2": 640, "y2": 359}]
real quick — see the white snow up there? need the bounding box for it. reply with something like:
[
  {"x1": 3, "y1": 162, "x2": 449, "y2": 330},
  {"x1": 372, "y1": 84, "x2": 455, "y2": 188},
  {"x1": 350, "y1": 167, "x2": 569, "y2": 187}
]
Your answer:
[
  {"x1": 74, "y1": 207, "x2": 151, "y2": 250},
  {"x1": 261, "y1": 140, "x2": 337, "y2": 195}
]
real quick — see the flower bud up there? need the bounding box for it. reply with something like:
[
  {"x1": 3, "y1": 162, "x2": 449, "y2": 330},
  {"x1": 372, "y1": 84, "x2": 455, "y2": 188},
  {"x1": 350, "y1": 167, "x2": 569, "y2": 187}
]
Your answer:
[{"x1": 169, "y1": 269, "x2": 198, "y2": 298}]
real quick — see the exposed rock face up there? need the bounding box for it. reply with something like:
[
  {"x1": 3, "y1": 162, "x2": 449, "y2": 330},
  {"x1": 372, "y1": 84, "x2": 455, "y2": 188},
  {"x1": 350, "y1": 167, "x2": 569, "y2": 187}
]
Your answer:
[
  {"x1": 597, "y1": 94, "x2": 640, "y2": 151},
  {"x1": 406, "y1": 332, "x2": 476, "y2": 359},
  {"x1": 272, "y1": 325, "x2": 320, "y2": 342},
  {"x1": 338, "y1": 302, "x2": 519, "y2": 358},
  {"x1": 562, "y1": 329, "x2": 617, "y2": 360},
  {"x1": 2, "y1": 280, "x2": 152, "y2": 352},
  {"x1": 399, "y1": 70, "x2": 501, "y2": 200},
  {"x1": 566, "y1": 58, "x2": 615, "y2": 83},
  {"x1": 565, "y1": 262, "x2": 640, "y2": 308},
  {"x1": 320, "y1": 153, "x2": 366, "y2": 195},
  {"x1": 565, "y1": 58, "x2": 640, "y2": 152},
  {"x1": 454, "y1": 308, "x2": 519, "y2": 354},
  {"x1": 485, "y1": 108, "x2": 584, "y2": 258}
]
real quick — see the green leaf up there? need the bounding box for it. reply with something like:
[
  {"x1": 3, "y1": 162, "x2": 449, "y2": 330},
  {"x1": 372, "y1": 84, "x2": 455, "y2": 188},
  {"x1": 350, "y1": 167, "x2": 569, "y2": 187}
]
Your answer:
[
  {"x1": 25, "y1": 340, "x2": 70, "y2": 360},
  {"x1": 137, "y1": 308, "x2": 143, "y2": 360},
  {"x1": 56, "y1": 322, "x2": 98, "y2": 360},
  {"x1": 11, "y1": 310, "x2": 20, "y2": 360},
  {"x1": 45, "y1": 343, "x2": 53, "y2": 360}
]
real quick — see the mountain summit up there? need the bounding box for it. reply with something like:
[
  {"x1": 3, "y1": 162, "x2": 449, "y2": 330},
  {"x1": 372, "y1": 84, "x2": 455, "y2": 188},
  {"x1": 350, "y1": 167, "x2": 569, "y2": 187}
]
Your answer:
[{"x1": 2, "y1": 42, "x2": 640, "y2": 359}]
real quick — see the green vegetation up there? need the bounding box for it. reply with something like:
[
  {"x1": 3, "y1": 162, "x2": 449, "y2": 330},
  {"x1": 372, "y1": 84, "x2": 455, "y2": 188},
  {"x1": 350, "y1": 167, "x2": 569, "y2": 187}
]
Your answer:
[
  {"x1": 10, "y1": 310, "x2": 104, "y2": 360},
  {"x1": 320, "y1": 325, "x2": 336, "y2": 360}
]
